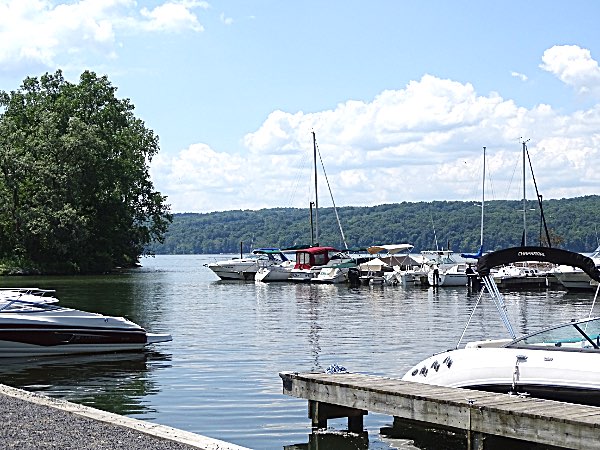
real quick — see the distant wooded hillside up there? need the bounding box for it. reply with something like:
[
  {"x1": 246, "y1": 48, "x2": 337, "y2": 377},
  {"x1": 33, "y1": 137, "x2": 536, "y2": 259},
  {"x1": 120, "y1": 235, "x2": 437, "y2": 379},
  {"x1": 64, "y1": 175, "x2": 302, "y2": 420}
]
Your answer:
[{"x1": 148, "y1": 195, "x2": 600, "y2": 254}]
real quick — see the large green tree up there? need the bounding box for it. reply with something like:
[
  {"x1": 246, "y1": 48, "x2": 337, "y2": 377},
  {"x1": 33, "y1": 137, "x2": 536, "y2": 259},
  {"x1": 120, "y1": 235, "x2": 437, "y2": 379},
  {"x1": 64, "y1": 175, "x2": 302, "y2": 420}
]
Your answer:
[{"x1": 0, "y1": 70, "x2": 172, "y2": 273}]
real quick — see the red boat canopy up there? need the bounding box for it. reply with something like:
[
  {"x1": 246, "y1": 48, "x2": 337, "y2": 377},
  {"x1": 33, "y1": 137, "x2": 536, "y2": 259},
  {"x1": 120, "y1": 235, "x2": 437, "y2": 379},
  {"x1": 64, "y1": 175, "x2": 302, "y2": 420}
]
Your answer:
[{"x1": 294, "y1": 246, "x2": 340, "y2": 270}]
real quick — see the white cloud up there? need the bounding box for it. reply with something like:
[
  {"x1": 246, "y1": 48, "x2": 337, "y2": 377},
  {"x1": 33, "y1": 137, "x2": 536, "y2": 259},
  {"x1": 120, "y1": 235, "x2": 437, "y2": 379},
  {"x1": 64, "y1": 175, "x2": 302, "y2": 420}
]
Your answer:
[
  {"x1": 511, "y1": 71, "x2": 528, "y2": 82},
  {"x1": 0, "y1": 0, "x2": 207, "y2": 71},
  {"x1": 540, "y1": 45, "x2": 600, "y2": 98},
  {"x1": 140, "y1": 1, "x2": 206, "y2": 33},
  {"x1": 220, "y1": 12, "x2": 233, "y2": 25},
  {"x1": 153, "y1": 69, "x2": 600, "y2": 213}
]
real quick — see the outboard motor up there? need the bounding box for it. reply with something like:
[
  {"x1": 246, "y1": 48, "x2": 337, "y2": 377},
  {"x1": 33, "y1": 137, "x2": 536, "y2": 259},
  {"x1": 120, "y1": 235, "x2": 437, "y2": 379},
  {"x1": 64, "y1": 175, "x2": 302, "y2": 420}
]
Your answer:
[{"x1": 347, "y1": 268, "x2": 360, "y2": 286}]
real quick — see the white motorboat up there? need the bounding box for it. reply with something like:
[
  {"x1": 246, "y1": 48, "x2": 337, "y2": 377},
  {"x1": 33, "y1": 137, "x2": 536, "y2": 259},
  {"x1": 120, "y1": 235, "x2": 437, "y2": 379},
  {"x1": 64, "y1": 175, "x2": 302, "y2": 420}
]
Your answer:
[
  {"x1": 553, "y1": 267, "x2": 596, "y2": 290},
  {"x1": 357, "y1": 257, "x2": 392, "y2": 285},
  {"x1": 492, "y1": 264, "x2": 553, "y2": 288},
  {"x1": 312, "y1": 254, "x2": 369, "y2": 284},
  {"x1": 256, "y1": 247, "x2": 357, "y2": 283},
  {"x1": 363, "y1": 244, "x2": 424, "y2": 286},
  {"x1": 403, "y1": 246, "x2": 600, "y2": 405},
  {"x1": 427, "y1": 263, "x2": 469, "y2": 287},
  {"x1": 422, "y1": 250, "x2": 468, "y2": 287},
  {"x1": 254, "y1": 260, "x2": 295, "y2": 282},
  {"x1": 205, "y1": 248, "x2": 290, "y2": 281},
  {"x1": 0, "y1": 298, "x2": 172, "y2": 357},
  {"x1": 552, "y1": 245, "x2": 600, "y2": 290},
  {"x1": 288, "y1": 246, "x2": 340, "y2": 282}
]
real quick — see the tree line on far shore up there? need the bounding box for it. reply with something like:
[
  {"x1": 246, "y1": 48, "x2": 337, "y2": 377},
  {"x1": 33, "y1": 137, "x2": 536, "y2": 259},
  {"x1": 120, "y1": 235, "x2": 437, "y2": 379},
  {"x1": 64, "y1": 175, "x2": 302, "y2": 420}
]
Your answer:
[{"x1": 148, "y1": 195, "x2": 600, "y2": 255}]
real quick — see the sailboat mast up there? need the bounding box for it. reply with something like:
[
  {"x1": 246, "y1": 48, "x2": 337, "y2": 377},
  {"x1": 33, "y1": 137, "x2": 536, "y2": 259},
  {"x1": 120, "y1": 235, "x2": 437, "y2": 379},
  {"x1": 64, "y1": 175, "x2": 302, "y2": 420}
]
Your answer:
[
  {"x1": 312, "y1": 131, "x2": 319, "y2": 245},
  {"x1": 480, "y1": 147, "x2": 485, "y2": 248},
  {"x1": 522, "y1": 140, "x2": 527, "y2": 246}
]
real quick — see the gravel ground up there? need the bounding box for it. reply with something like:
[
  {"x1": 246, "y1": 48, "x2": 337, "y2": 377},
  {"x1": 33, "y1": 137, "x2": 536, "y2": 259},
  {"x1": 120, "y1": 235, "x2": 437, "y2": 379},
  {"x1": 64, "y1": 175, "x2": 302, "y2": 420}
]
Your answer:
[{"x1": 0, "y1": 385, "x2": 249, "y2": 450}]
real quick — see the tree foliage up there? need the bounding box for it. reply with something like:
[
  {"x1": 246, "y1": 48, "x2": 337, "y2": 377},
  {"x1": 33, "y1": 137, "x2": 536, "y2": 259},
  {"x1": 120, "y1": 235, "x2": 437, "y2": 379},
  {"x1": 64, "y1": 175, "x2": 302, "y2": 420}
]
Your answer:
[
  {"x1": 0, "y1": 70, "x2": 172, "y2": 273},
  {"x1": 148, "y1": 196, "x2": 600, "y2": 255}
]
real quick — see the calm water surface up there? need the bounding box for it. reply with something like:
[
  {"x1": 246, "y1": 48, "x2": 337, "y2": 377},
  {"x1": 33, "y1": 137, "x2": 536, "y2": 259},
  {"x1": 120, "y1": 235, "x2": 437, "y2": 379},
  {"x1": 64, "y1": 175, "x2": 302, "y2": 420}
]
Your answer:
[{"x1": 0, "y1": 255, "x2": 597, "y2": 449}]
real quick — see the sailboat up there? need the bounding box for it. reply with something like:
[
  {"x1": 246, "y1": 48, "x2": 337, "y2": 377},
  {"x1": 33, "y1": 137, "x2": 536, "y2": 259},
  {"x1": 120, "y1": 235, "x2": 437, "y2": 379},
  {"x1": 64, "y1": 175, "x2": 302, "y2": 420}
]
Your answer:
[
  {"x1": 289, "y1": 132, "x2": 355, "y2": 282},
  {"x1": 461, "y1": 146, "x2": 486, "y2": 261},
  {"x1": 258, "y1": 132, "x2": 354, "y2": 283},
  {"x1": 492, "y1": 140, "x2": 554, "y2": 288}
]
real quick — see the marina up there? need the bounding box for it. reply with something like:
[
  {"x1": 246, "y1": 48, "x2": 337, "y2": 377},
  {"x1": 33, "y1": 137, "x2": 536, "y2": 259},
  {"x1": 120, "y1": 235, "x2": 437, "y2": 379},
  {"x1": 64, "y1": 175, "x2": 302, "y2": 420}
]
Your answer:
[{"x1": 1, "y1": 254, "x2": 599, "y2": 449}]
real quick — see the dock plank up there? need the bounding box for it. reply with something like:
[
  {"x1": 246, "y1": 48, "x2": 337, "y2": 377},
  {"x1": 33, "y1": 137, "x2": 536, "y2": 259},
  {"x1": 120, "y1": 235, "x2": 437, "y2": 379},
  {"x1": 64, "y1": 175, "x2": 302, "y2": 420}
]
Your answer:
[{"x1": 280, "y1": 371, "x2": 600, "y2": 450}]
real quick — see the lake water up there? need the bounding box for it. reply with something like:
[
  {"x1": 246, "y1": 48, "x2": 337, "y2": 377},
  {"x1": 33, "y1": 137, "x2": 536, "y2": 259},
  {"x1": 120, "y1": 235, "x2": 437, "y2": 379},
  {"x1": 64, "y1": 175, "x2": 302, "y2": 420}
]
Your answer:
[{"x1": 0, "y1": 255, "x2": 597, "y2": 449}]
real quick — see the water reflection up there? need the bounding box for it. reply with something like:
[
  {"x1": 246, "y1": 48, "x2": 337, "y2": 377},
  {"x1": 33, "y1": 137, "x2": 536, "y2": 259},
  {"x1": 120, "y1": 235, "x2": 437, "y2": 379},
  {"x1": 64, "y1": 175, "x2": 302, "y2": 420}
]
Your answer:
[
  {"x1": 2, "y1": 256, "x2": 599, "y2": 449},
  {"x1": 285, "y1": 431, "x2": 370, "y2": 450},
  {"x1": 0, "y1": 350, "x2": 171, "y2": 416}
]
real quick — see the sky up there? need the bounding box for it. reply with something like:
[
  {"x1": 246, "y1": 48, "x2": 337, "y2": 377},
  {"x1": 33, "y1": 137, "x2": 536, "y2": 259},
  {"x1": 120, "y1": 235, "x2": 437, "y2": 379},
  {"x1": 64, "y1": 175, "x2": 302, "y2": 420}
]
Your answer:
[{"x1": 1, "y1": 1, "x2": 600, "y2": 214}]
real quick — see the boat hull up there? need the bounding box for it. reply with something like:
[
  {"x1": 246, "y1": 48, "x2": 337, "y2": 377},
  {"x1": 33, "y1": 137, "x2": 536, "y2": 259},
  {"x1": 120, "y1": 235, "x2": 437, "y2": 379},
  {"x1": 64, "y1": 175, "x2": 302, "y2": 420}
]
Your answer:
[
  {"x1": 312, "y1": 267, "x2": 349, "y2": 284},
  {"x1": 427, "y1": 272, "x2": 467, "y2": 286},
  {"x1": 288, "y1": 269, "x2": 318, "y2": 282},
  {"x1": 553, "y1": 270, "x2": 594, "y2": 290},
  {"x1": 0, "y1": 339, "x2": 149, "y2": 358},
  {"x1": 255, "y1": 267, "x2": 291, "y2": 282},
  {"x1": 0, "y1": 310, "x2": 172, "y2": 357},
  {"x1": 207, "y1": 263, "x2": 258, "y2": 281},
  {"x1": 403, "y1": 347, "x2": 600, "y2": 406}
]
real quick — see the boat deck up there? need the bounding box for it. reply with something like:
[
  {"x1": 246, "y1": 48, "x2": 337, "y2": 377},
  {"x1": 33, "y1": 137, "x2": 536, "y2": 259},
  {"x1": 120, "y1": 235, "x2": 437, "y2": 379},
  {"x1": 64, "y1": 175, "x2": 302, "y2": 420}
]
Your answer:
[{"x1": 280, "y1": 371, "x2": 600, "y2": 450}]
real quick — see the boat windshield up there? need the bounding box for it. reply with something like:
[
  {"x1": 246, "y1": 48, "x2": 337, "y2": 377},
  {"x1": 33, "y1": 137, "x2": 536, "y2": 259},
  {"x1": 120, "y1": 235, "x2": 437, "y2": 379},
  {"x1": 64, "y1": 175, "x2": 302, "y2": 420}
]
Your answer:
[
  {"x1": 507, "y1": 317, "x2": 600, "y2": 350},
  {"x1": 0, "y1": 298, "x2": 61, "y2": 313}
]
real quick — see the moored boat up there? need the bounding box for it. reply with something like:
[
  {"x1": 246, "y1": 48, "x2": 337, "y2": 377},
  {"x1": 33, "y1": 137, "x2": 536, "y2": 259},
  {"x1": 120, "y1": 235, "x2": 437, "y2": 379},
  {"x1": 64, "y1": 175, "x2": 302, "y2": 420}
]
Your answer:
[
  {"x1": 205, "y1": 248, "x2": 290, "y2": 281},
  {"x1": 288, "y1": 246, "x2": 340, "y2": 282},
  {"x1": 552, "y1": 245, "x2": 600, "y2": 290},
  {"x1": 403, "y1": 246, "x2": 600, "y2": 406},
  {"x1": 0, "y1": 297, "x2": 172, "y2": 357},
  {"x1": 492, "y1": 263, "x2": 555, "y2": 288},
  {"x1": 254, "y1": 260, "x2": 295, "y2": 282},
  {"x1": 422, "y1": 250, "x2": 468, "y2": 287}
]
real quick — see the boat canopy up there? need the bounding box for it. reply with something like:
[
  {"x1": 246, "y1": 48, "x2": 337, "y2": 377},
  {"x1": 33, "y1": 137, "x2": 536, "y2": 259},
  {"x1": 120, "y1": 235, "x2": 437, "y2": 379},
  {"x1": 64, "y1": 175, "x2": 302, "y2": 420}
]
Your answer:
[
  {"x1": 297, "y1": 246, "x2": 339, "y2": 254},
  {"x1": 253, "y1": 248, "x2": 284, "y2": 254},
  {"x1": 359, "y1": 258, "x2": 389, "y2": 271},
  {"x1": 461, "y1": 245, "x2": 484, "y2": 260},
  {"x1": 282, "y1": 244, "x2": 312, "y2": 251},
  {"x1": 367, "y1": 244, "x2": 414, "y2": 255},
  {"x1": 253, "y1": 248, "x2": 289, "y2": 261},
  {"x1": 477, "y1": 246, "x2": 600, "y2": 282}
]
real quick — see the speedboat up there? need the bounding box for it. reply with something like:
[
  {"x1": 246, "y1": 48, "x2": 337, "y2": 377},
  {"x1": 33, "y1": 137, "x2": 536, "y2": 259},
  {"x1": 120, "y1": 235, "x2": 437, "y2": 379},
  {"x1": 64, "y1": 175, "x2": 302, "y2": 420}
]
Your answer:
[
  {"x1": 403, "y1": 246, "x2": 600, "y2": 406},
  {"x1": 357, "y1": 257, "x2": 393, "y2": 285},
  {"x1": 0, "y1": 298, "x2": 172, "y2": 357},
  {"x1": 404, "y1": 315, "x2": 600, "y2": 405},
  {"x1": 427, "y1": 262, "x2": 469, "y2": 287},
  {"x1": 205, "y1": 248, "x2": 290, "y2": 281},
  {"x1": 312, "y1": 253, "x2": 370, "y2": 284},
  {"x1": 552, "y1": 245, "x2": 600, "y2": 290},
  {"x1": 256, "y1": 246, "x2": 357, "y2": 283},
  {"x1": 362, "y1": 244, "x2": 424, "y2": 286},
  {"x1": 492, "y1": 264, "x2": 554, "y2": 289},
  {"x1": 422, "y1": 250, "x2": 469, "y2": 287},
  {"x1": 254, "y1": 260, "x2": 295, "y2": 282},
  {"x1": 288, "y1": 246, "x2": 340, "y2": 282}
]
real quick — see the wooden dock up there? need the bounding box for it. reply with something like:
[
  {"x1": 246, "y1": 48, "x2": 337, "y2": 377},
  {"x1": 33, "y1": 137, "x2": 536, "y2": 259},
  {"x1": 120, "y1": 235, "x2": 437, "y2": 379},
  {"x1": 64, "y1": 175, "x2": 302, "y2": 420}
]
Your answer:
[{"x1": 280, "y1": 371, "x2": 600, "y2": 450}]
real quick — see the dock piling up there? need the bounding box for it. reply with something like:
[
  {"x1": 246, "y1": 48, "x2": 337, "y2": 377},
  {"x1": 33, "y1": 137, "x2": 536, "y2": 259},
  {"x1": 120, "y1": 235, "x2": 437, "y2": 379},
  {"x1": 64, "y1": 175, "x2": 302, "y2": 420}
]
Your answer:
[
  {"x1": 281, "y1": 371, "x2": 600, "y2": 450},
  {"x1": 308, "y1": 400, "x2": 367, "y2": 431}
]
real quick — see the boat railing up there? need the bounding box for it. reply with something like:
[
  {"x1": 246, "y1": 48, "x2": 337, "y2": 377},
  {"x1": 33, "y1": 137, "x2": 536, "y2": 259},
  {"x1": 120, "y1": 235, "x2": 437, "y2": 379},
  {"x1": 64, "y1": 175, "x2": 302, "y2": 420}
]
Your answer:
[
  {"x1": 0, "y1": 298, "x2": 62, "y2": 312},
  {"x1": 0, "y1": 287, "x2": 56, "y2": 296}
]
